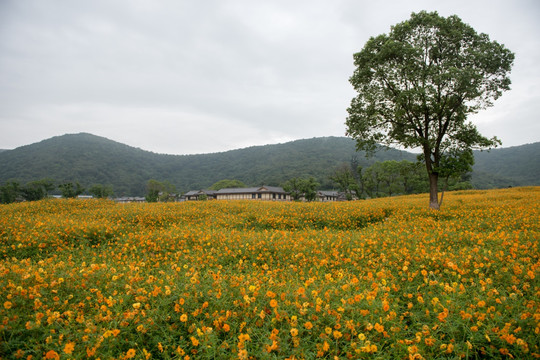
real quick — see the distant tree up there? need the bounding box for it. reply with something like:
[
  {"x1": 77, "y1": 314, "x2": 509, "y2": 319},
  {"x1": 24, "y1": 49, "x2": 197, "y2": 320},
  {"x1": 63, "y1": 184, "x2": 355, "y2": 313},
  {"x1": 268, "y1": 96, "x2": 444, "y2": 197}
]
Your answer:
[
  {"x1": 302, "y1": 177, "x2": 320, "y2": 202},
  {"x1": 398, "y1": 160, "x2": 427, "y2": 194},
  {"x1": 59, "y1": 182, "x2": 85, "y2": 198},
  {"x1": 346, "y1": 11, "x2": 514, "y2": 209},
  {"x1": 378, "y1": 161, "x2": 402, "y2": 197},
  {"x1": 146, "y1": 179, "x2": 176, "y2": 202},
  {"x1": 283, "y1": 178, "x2": 304, "y2": 201},
  {"x1": 0, "y1": 180, "x2": 21, "y2": 204},
  {"x1": 330, "y1": 165, "x2": 360, "y2": 200},
  {"x1": 89, "y1": 184, "x2": 114, "y2": 199},
  {"x1": 363, "y1": 163, "x2": 385, "y2": 198},
  {"x1": 210, "y1": 179, "x2": 247, "y2": 191},
  {"x1": 434, "y1": 148, "x2": 474, "y2": 206},
  {"x1": 283, "y1": 177, "x2": 319, "y2": 201},
  {"x1": 20, "y1": 179, "x2": 55, "y2": 201}
]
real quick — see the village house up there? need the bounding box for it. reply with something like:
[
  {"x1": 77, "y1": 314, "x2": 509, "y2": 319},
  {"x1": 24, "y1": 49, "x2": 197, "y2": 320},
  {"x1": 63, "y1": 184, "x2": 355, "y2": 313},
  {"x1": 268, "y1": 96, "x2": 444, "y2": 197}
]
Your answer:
[
  {"x1": 183, "y1": 189, "x2": 217, "y2": 201},
  {"x1": 216, "y1": 186, "x2": 290, "y2": 201},
  {"x1": 183, "y1": 186, "x2": 291, "y2": 201},
  {"x1": 181, "y1": 187, "x2": 346, "y2": 202},
  {"x1": 317, "y1": 191, "x2": 339, "y2": 202},
  {"x1": 115, "y1": 196, "x2": 146, "y2": 203}
]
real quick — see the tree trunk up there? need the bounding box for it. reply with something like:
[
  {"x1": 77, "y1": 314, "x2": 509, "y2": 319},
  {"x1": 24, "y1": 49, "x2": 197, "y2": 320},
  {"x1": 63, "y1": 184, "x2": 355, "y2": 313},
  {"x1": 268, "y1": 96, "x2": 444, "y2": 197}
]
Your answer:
[{"x1": 429, "y1": 172, "x2": 440, "y2": 210}]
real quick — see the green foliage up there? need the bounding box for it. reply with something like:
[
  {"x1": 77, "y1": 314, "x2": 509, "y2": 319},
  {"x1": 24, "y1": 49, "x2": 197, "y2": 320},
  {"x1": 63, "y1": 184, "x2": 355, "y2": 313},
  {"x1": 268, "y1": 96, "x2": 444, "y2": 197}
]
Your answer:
[
  {"x1": 0, "y1": 133, "x2": 536, "y2": 197},
  {"x1": 145, "y1": 179, "x2": 176, "y2": 202},
  {"x1": 302, "y1": 177, "x2": 319, "y2": 202},
  {"x1": 472, "y1": 142, "x2": 540, "y2": 188},
  {"x1": 282, "y1": 178, "x2": 304, "y2": 201},
  {"x1": 20, "y1": 179, "x2": 55, "y2": 201},
  {"x1": 283, "y1": 177, "x2": 319, "y2": 201},
  {"x1": 0, "y1": 180, "x2": 20, "y2": 204},
  {"x1": 331, "y1": 159, "x2": 472, "y2": 199},
  {"x1": 59, "y1": 182, "x2": 84, "y2": 198},
  {"x1": 329, "y1": 165, "x2": 360, "y2": 200},
  {"x1": 89, "y1": 184, "x2": 114, "y2": 199},
  {"x1": 346, "y1": 11, "x2": 514, "y2": 209},
  {"x1": 1, "y1": 179, "x2": 55, "y2": 203},
  {"x1": 209, "y1": 179, "x2": 247, "y2": 190}
]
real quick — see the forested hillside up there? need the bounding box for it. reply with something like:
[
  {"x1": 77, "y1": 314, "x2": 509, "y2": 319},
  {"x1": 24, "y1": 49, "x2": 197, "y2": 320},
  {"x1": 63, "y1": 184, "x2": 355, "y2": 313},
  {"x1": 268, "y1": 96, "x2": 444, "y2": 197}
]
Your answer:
[
  {"x1": 471, "y1": 142, "x2": 540, "y2": 188},
  {"x1": 0, "y1": 133, "x2": 538, "y2": 196}
]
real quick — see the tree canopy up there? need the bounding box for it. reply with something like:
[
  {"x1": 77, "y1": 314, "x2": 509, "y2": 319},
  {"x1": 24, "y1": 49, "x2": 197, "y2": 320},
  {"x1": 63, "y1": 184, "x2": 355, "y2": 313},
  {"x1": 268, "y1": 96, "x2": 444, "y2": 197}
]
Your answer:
[
  {"x1": 346, "y1": 11, "x2": 514, "y2": 209},
  {"x1": 209, "y1": 179, "x2": 247, "y2": 191},
  {"x1": 283, "y1": 177, "x2": 319, "y2": 202}
]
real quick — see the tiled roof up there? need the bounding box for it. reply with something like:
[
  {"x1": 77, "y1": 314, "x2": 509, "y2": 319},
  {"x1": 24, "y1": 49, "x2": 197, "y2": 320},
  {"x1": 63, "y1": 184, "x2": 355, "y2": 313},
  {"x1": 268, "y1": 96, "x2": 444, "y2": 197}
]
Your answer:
[
  {"x1": 318, "y1": 191, "x2": 338, "y2": 196},
  {"x1": 184, "y1": 190, "x2": 217, "y2": 196},
  {"x1": 216, "y1": 186, "x2": 287, "y2": 194}
]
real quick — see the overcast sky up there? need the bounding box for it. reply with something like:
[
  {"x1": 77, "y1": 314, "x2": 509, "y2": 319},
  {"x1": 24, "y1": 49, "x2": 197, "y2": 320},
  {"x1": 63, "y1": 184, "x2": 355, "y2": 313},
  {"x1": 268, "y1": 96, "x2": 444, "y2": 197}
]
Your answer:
[{"x1": 1, "y1": 0, "x2": 539, "y2": 155}]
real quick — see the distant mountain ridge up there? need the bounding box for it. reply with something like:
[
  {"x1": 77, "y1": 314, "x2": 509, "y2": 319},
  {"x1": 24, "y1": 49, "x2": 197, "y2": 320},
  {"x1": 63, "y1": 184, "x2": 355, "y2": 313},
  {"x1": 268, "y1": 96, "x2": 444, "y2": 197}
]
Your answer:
[{"x1": 0, "y1": 133, "x2": 538, "y2": 196}]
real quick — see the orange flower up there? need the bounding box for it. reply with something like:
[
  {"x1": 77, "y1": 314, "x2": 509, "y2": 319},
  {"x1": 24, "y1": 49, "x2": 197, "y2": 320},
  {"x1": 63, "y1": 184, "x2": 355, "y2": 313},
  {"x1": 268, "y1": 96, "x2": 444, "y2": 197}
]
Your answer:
[
  {"x1": 180, "y1": 314, "x2": 188, "y2": 322},
  {"x1": 4, "y1": 301, "x2": 13, "y2": 309},
  {"x1": 63, "y1": 342, "x2": 75, "y2": 354},
  {"x1": 290, "y1": 328, "x2": 298, "y2": 337},
  {"x1": 125, "y1": 348, "x2": 136, "y2": 359},
  {"x1": 45, "y1": 351, "x2": 59, "y2": 360},
  {"x1": 304, "y1": 322, "x2": 313, "y2": 330},
  {"x1": 269, "y1": 299, "x2": 278, "y2": 308}
]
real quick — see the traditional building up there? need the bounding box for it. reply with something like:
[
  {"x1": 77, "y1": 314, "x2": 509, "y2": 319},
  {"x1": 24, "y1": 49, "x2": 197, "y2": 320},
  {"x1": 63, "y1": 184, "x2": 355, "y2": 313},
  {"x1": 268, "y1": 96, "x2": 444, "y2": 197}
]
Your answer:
[
  {"x1": 182, "y1": 186, "x2": 344, "y2": 202},
  {"x1": 317, "y1": 191, "x2": 339, "y2": 202},
  {"x1": 183, "y1": 189, "x2": 217, "y2": 201},
  {"x1": 216, "y1": 186, "x2": 290, "y2": 201}
]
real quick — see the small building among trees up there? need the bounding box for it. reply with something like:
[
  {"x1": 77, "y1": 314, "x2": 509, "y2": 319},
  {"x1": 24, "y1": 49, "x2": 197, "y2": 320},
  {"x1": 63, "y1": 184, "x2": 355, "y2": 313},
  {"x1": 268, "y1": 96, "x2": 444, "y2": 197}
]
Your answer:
[{"x1": 183, "y1": 186, "x2": 291, "y2": 201}]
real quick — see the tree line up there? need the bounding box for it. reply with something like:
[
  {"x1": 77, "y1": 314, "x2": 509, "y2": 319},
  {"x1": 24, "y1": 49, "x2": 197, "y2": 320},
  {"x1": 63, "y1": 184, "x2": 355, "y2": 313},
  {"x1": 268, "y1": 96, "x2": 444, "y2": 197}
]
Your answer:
[
  {"x1": 330, "y1": 159, "x2": 472, "y2": 201},
  {"x1": 1, "y1": 157, "x2": 473, "y2": 204},
  {"x1": 0, "y1": 179, "x2": 113, "y2": 204}
]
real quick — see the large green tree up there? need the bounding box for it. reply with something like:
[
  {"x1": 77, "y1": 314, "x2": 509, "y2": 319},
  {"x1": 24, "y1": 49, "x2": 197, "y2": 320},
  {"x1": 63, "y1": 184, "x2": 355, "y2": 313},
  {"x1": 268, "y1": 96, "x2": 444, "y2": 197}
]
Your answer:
[
  {"x1": 346, "y1": 11, "x2": 514, "y2": 209},
  {"x1": 145, "y1": 179, "x2": 176, "y2": 202},
  {"x1": 89, "y1": 184, "x2": 114, "y2": 199},
  {"x1": 330, "y1": 165, "x2": 361, "y2": 200},
  {"x1": 59, "y1": 182, "x2": 84, "y2": 198},
  {"x1": 283, "y1": 177, "x2": 319, "y2": 201}
]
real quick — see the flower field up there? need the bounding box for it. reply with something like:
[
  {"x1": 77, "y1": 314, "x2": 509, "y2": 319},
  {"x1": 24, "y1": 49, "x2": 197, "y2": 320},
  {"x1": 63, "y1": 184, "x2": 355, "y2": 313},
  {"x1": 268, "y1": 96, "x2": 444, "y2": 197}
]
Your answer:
[{"x1": 0, "y1": 187, "x2": 538, "y2": 359}]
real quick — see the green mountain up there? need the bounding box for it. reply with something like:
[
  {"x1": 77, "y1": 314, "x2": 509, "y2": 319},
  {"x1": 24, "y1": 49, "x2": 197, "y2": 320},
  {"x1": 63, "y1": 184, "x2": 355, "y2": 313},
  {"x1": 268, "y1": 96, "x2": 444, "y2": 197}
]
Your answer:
[
  {"x1": 0, "y1": 133, "x2": 538, "y2": 196},
  {"x1": 471, "y1": 142, "x2": 540, "y2": 189}
]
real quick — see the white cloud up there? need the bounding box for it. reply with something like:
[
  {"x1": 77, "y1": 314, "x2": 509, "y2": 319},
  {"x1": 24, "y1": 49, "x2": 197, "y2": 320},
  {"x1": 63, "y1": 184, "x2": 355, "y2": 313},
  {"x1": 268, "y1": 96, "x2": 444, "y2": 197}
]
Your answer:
[{"x1": 0, "y1": 0, "x2": 538, "y2": 153}]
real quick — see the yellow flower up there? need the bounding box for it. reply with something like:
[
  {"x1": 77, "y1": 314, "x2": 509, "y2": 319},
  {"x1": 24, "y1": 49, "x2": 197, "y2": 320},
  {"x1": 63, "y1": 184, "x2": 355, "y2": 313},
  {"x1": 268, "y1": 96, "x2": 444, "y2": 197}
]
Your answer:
[
  {"x1": 290, "y1": 328, "x2": 298, "y2": 337},
  {"x1": 180, "y1": 314, "x2": 188, "y2": 322},
  {"x1": 125, "y1": 348, "x2": 136, "y2": 359},
  {"x1": 63, "y1": 342, "x2": 75, "y2": 355},
  {"x1": 238, "y1": 333, "x2": 250, "y2": 342},
  {"x1": 323, "y1": 341, "x2": 330, "y2": 351}
]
